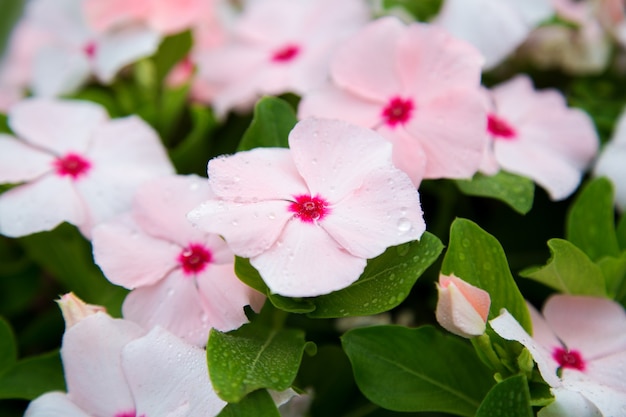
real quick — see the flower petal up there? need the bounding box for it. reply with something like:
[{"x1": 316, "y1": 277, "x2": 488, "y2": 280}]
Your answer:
[
  {"x1": 560, "y1": 377, "x2": 626, "y2": 417},
  {"x1": 0, "y1": 134, "x2": 54, "y2": 183},
  {"x1": 31, "y1": 46, "x2": 91, "y2": 97},
  {"x1": 298, "y1": 86, "x2": 382, "y2": 128},
  {"x1": 537, "y1": 387, "x2": 602, "y2": 417},
  {"x1": 24, "y1": 392, "x2": 91, "y2": 417}
]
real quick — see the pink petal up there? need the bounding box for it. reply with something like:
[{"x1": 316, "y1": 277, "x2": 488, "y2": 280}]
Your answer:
[
  {"x1": 91, "y1": 214, "x2": 181, "y2": 289},
  {"x1": 330, "y1": 17, "x2": 404, "y2": 101},
  {"x1": 0, "y1": 175, "x2": 85, "y2": 237},
  {"x1": 83, "y1": 0, "x2": 149, "y2": 32},
  {"x1": 31, "y1": 46, "x2": 91, "y2": 97},
  {"x1": 537, "y1": 387, "x2": 602, "y2": 417},
  {"x1": 24, "y1": 392, "x2": 91, "y2": 417},
  {"x1": 584, "y1": 350, "x2": 626, "y2": 393},
  {"x1": 9, "y1": 98, "x2": 108, "y2": 155},
  {"x1": 561, "y1": 377, "x2": 626, "y2": 417},
  {"x1": 148, "y1": 0, "x2": 204, "y2": 33},
  {"x1": 527, "y1": 301, "x2": 562, "y2": 352},
  {"x1": 542, "y1": 295, "x2": 626, "y2": 360},
  {"x1": 594, "y1": 142, "x2": 626, "y2": 211},
  {"x1": 385, "y1": 129, "x2": 427, "y2": 186},
  {"x1": 0, "y1": 135, "x2": 54, "y2": 182},
  {"x1": 121, "y1": 326, "x2": 226, "y2": 417},
  {"x1": 62, "y1": 313, "x2": 144, "y2": 417},
  {"x1": 436, "y1": 278, "x2": 488, "y2": 338},
  {"x1": 251, "y1": 222, "x2": 366, "y2": 297}
]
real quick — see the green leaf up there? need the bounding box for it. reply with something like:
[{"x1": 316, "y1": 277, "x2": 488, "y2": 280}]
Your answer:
[
  {"x1": 617, "y1": 214, "x2": 626, "y2": 251},
  {"x1": 0, "y1": 351, "x2": 65, "y2": 400},
  {"x1": 598, "y1": 253, "x2": 626, "y2": 302},
  {"x1": 0, "y1": 318, "x2": 17, "y2": 373},
  {"x1": 170, "y1": 104, "x2": 218, "y2": 175},
  {"x1": 442, "y1": 218, "x2": 531, "y2": 332},
  {"x1": 566, "y1": 177, "x2": 620, "y2": 261},
  {"x1": 342, "y1": 325, "x2": 493, "y2": 416},
  {"x1": 382, "y1": 0, "x2": 443, "y2": 22},
  {"x1": 455, "y1": 171, "x2": 535, "y2": 215},
  {"x1": 207, "y1": 323, "x2": 312, "y2": 403},
  {"x1": 152, "y1": 30, "x2": 193, "y2": 83},
  {"x1": 520, "y1": 239, "x2": 606, "y2": 297},
  {"x1": 475, "y1": 375, "x2": 533, "y2": 417},
  {"x1": 216, "y1": 390, "x2": 280, "y2": 417},
  {"x1": 309, "y1": 233, "x2": 443, "y2": 318},
  {"x1": 237, "y1": 97, "x2": 297, "y2": 151}
]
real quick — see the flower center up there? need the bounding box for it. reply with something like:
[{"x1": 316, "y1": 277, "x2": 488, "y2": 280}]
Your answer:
[
  {"x1": 288, "y1": 195, "x2": 330, "y2": 223},
  {"x1": 272, "y1": 44, "x2": 300, "y2": 63},
  {"x1": 382, "y1": 97, "x2": 414, "y2": 127},
  {"x1": 83, "y1": 41, "x2": 97, "y2": 59},
  {"x1": 53, "y1": 153, "x2": 92, "y2": 180},
  {"x1": 553, "y1": 347, "x2": 586, "y2": 371},
  {"x1": 177, "y1": 243, "x2": 213, "y2": 275},
  {"x1": 487, "y1": 113, "x2": 517, "y2": 139}
]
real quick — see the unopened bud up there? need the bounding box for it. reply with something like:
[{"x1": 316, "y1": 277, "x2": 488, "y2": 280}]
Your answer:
[{"x1": 435, "y1": 274, "x2": 490, "y2": 338}]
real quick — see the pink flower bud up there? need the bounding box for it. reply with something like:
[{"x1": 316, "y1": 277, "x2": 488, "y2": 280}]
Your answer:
[
  {"x1": 435, "y1": 274, "x2": 491, "y2": 338},
  {"x1": 56, "y1": 292, "x2": 106, "y2": 328}
]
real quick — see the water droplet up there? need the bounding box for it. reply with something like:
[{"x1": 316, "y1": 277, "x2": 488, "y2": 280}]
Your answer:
[
  {"x1": 311, "y1": 158, "x2": 318, "y2": 164},
  {"x1": 459, "y1": 253, "x2": 466, "y2": 261},
  {"x1": 231, "y1": 220, "x2": 239, "y2": 226},
  {"x1": 462, "y1": 238, "x2": 471, "y2": 248},
  {"x1": 189, "y1": 182, "x2": 199, "y2": 191},
  {"x1": 268, "y1": 213, "x2": 276, "y2": 220},
  {"x1": 397, "y1": 218, "x2": 411, "y2": 233}
]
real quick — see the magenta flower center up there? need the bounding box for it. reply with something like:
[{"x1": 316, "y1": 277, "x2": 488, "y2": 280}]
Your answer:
[
  {"x1": 53, "y1": 153, "x2": 92, "y2": 180},
  {"x1": 382, "y1": 97, "x2": 414, "y2": 127},
  {"x1": 83, "y1": 41, "x2": 97, "y2": 59},
  {"x1": 553, "y1": 347, "x2": 586, "y2": 371},
  {"x1": 487, "y1": 113, "x2": 517, "y2": 139},
  {"x1": 272, "y1": 44, "x2": 300, "y2": 63},
  {"x1": 177, "y1": 243, "x2": 213, "y2": 275},
  {"x1": 115, "y1": 411, "x2": 145, "y2": 417},
  {"x1": 289, "y1": 195, "x2": 330, "y2": 223}
]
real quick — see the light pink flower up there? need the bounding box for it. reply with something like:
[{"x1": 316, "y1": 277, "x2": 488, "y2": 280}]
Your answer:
[
  {"x1": 92, "y1": 175, "x2": 265, "y2": 346},
  {"x1": 56, "y1": 292, "x2": 107, "y2": 328},
  {"x1": 24, "y1": 312, "x2": 227, "y2": 417},
  {"x1": 594, "y1": 106, "x2": 626, "y2": 211},
  {"x1": 298, "y1": 17, "x2": 487, "y2": 186},
  {"x1": 188, "y1": 118, "x2": 426, "y2": 297},
  {"x1": 434, "y1": 0, "x2": 554, "y2": 70},
  {"x1": 195, "y1": 0, "x2": 370, "y2": 118},
  {"x1": 490, "y1": 295, "x2": 626, "y2": 416},
  {"x1": 0, "y1": 98, "x2": 174, "y2": 237},
  {"x1": 480, "y1": 75, "x2": 599, "y2": 200},
  {"x1": 435, "y1": 274, "x2": 491, "y2": 338}
]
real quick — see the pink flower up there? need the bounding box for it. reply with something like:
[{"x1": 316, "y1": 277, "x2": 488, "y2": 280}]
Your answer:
[
  {"x1": 490, "y1": 295, "x2": 626, "y2": 416},
  {"x1": 188, "y1": 118, "x2": 426, "y2": 297},
  {"x1": 434, "y1": 0, "x2": 554, "y2": 70},
  {"x1": 594, "y1": 107, "x2": 626, "y2": 211},
  {"x1": 56, "y1": 292, "x2": 107, "y2": 329},
  {"x1": 92, "y1": 175, "x2": 265, "y2": 346},
  {"x1": 0, "y1": 98, "x2": 174, "y2": 237},
  {"x1": 298, "y1": 17, "x2": 487, "y2": 186},
  {"x1": 480, "y1": 75, "x2": 599, "y2": 200},
  {"x1": 24, "y1": 311, "x2": 227, "y2": 417},
  {"x1": 435, "y1": 274, "x2": 491, "y2": 338},
  {"x1": 195, "y1": 0, "x2": 369, "y2": 118}
]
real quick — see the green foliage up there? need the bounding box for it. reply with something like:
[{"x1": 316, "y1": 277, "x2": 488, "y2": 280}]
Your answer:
[
  {"x1": 441, "y1": 218, "x2": 532, "y2": 332},
  {"x1": 475, "y1": 375, "x2": 533, "y2": 417},
  {"x1": 342, "y1": 325, "x2": 494, "y2": 416},
  {"x1": 237, "y1": 97, "x2": 297, "y2": 151},
  {"x1": 382, "y1": 0, "x2": 443, "y2": 22},
  {"x1": 520, "y1": 239, "x2": 607, "y2": 296},
  {"x1": 235, "y1": 233, "x2": 443, "y2": 317},
  {"x1": 618, "y1": 214, "x2": 626, "y2": 251},
  {"x1": 216, "y1": 390, "x2": 280, "y2": 417},
  {"x1": 455, "y1": 171, "x2": 535, "y2": 215},
  {"x1": 170, "y1": 104, "x2": 218, "y2": 175},
  {"x1": 152, "y1": 30, "x2": 193, "y2": 83}
]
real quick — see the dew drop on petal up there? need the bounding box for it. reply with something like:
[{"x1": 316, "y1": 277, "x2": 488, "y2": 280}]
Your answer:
[{"x1": 397, "y1": 218, "x2": 411, "y2": 233}]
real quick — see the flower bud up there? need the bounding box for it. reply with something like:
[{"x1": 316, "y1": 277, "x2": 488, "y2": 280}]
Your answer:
[
  {"x1": 435, "y1": 274, "x2": 490, "y2": 338},
  {"x1": 56, "y1": 292, "x2": 106, "y2": 328}
]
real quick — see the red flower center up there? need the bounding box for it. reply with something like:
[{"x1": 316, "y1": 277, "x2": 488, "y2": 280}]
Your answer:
[
  {"x1": 177, "y1": 243, "x2": 213, "y2": 275},
  {"x1": 288, "y1": 195, "x2": 330, "y2": 223},
  {"x1": 272, "y1": 44, "x2": 300, "y2": 63},
  {"x1": 53, "y1": 153, "x2": 92, "y2": 180},
  {"x1": 115, "y1": 411, "x2": 145, "y2": 417},
  {"x1": 83, "y1": 41, "x2": 97, "y2": 59},
  {"x1": 553, "y1": 347, "x2": 586, "y2": 371},
  {"x1": 382, "y1": 97, "x2": 414, "y2": 127},
  {"x1": 487, "y1": 113, "x2": 517, "y2": 139}
]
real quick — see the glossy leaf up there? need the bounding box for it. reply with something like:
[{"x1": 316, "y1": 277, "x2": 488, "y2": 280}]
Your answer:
[
  {"x1": 153, "y1": 30, "x2": 193, "y2": 83},
  {"x1": 598, "y1": 253, "x2": 626, "y2": 303},
  {"x1": 0, "y1": 318, "x2": 17, "y2": 373},
  {"x1": 0, "y1": 351, "x2": 65, "y2": 400},
  {"x1": 237, "y1": 97, "x2": 297, "y2": 151},
  {"x1": 342, "y1": 325, "x2": 493, "y2": 416},
  {"x1": 170, "y1": 104, "x2": 218, "y2": 175},
  {"x1": 617, "y1": 214, "x2": 626, "y2": 251},
  {"x1": 455, "y1": 171, "x2": 535, "y2": 215},
  {"x1": 216, "y1": 390, "x2": 280, "y2": 417},
  {"x1": 441, "y1": 218, "x2": 531, "y2": 332},
  {"x1": 475, "y1": 375, "x2": 533, "y2": 417},
  {"x1": 520, "y1": 239, "x2": 606, "y2": 296},
  {"x1": 566, "y1": 177, "x2": 620, "y2": 261}
]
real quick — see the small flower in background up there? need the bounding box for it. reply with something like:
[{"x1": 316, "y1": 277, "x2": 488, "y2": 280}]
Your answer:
[
  {"x1": 194, "y1": 0, "x2": 370, "y2": 118},
  {"x1": 434, "y1": 0, "x2": 554, "y2": 70},
  {"x1": 189, "y1": 118, "x2": 425, "y2": 297},
  {"x1": 0, "y1": 98, "x2": 174, "y2": 238},
  {"x1": 490, "y1": 295, "x2": 626, "y2": 416},
  {"x1": 298, "y1": 16, "x2": 487, "y2": 186},
  {"x1": 594, "y1": 106, "x2": 626, "y2": 211},
  {"x1": 435, "y1": 274, "x2": 490, "y2": 338},
  {"x1": 24, "y1": 302, "x2": 227, "y2": 417},
  {"x1": 479, "y1": 74, "x2": 599, "y2": 200},
  {"x1": 92, "y1": 175, "x2": 265, "y2": 346}
]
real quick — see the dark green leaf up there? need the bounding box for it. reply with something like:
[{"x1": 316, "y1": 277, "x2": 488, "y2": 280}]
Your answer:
[
  {"x1": 0, "y1": 351, "x2": 65, "y2": 400},
  {"x1": 342, "y1": 325, "x2": 493, "y2": 416},
  {"x1": 475, "y1": 375, "x2": 533, "y2": 417},
  {"x1": 455, "y1": 171, "x2": 535, "y2": 215},
  {"x1": 207, "y1": 323, "x2": 312, "y2": 403},
  {"x1": 237, "y1": 97, "x2": 297, "y2": 151},
  {"x1": 216, "y1": 390, "x2": 280, "y2": 417},
  {"x1": 382, "y1": 0, "x2": 443, "y2": 22},
  {"x1": 152, "y1": 30, "x2": 193, "y2": 83},
  {"x1": 598, "y1": 253, "x2": 626, "y2": 303},
  {"x1": 617, "y1": 214, "x2": 626, "y2": 251},
  {"x1": 566, "y1": 177, "x2": 620, "y2": 261},
  {"x1": 520, "y1": 239, "x2": 606, "y2": 296},
  {"x1": 170, "y1": 104, "x2": 218, "y2": 175},
  {"x1": 0, "y1": 318, "x2": 17, "y2": 373},
  {"x1": 441, "y1": 218, "x2": 531, "y2": 332}
]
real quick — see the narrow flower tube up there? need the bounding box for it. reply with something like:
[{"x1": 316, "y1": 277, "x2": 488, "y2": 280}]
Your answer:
[
  {"x1": 56, "y1": 292, "x2": 106, "y2": 329},
  {"x1": 435, "y1": 274, "x2": 491, "y2": 338}
]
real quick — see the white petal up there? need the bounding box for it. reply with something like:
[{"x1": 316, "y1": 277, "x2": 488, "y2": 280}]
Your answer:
[
  {"x1": 0, "y1": 134, "x2": 54, "y2": 183},
  {"x1": 24, "y1": 392, "x2": 91, "y2": 417}
]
